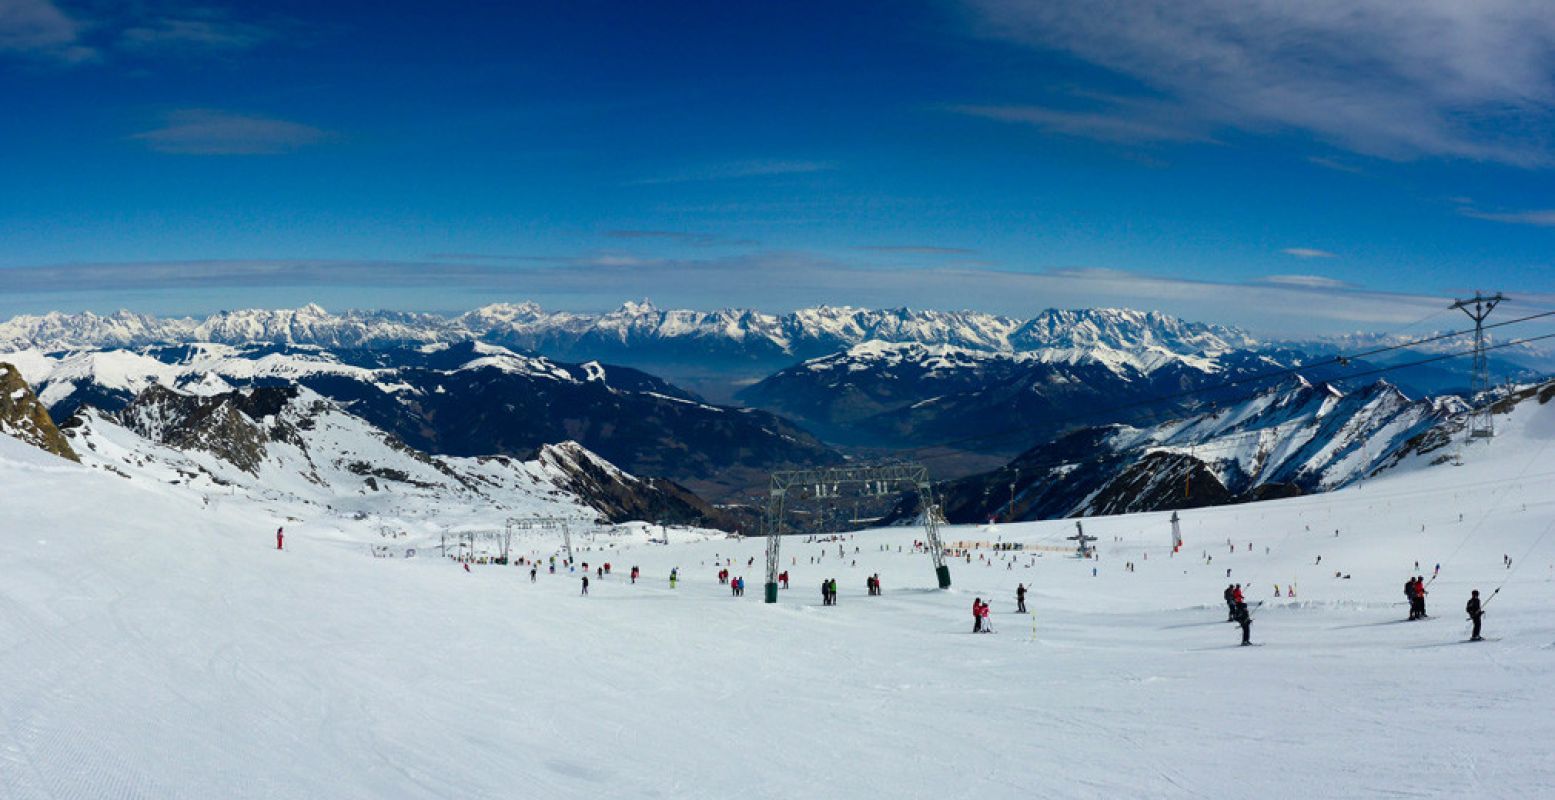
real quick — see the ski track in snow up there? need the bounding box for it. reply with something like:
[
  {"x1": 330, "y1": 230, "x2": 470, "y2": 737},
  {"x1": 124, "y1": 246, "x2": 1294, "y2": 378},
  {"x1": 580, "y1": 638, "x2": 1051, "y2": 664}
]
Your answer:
[{"x1": 4, "y1": 398, "x2": 1555, "y2": 797}]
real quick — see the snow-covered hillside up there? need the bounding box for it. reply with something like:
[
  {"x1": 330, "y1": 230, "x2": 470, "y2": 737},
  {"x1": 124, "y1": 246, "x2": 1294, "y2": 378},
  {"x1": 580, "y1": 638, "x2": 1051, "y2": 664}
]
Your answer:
[
  {"x1": 2, "y1": 353, "x2": 1554, "y2": 798},
  {"x1": 53, "y1": 382, "x2": 727, "y2": 537}
]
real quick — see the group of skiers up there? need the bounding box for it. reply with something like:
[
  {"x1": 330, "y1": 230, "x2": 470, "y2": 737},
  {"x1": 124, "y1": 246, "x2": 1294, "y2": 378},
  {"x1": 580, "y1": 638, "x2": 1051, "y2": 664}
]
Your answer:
[
  {"x1": 729, "y1": 576, "x2": 747, "y2": 596},
  {"x1": 1223, "y1": 584, "x2": 1252, "y2": 645},
  {"x1": 1405, "y1": 576, "x2": 1429, "y2": 620},
  {"x1": 971, "y1": 598, "x2": 993, "y2": 633},
  {"x1": 865, "y1": 573, "x2": 882, "y2": 595},
  {"x1": 820, "y1": 578, "x2": 840, "y2": 605}
]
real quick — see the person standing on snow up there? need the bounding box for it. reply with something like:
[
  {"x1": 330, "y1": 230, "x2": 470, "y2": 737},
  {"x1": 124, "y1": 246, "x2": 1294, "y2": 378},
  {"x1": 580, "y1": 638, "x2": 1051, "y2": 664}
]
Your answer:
[
  {"x1": 530, "y1": 566, "x2": 537, "y2": 583},
  {"x1": 1224, "y1": 585, "x2": 1236, "y2": 621},
  {"x1": 972, "y1": 598, "x2": 984, "y2": 633},
  {"x1": 1466, "y1": 590, "x2": 1484, "y2": 641},
  {"x1": 276, "y1": 527, "x2": 284, "y2": 550},
  {"x1": 1234, "y1": 600, "x2": 1252, "y2": 646},
  {"x1": 581, "y1": 575, "x2": 589, "y2": 595},
  {"x1": 1016, "y1": 583, "x2": 1028, "y2": 614},
  {"x1": 1415, "y1": 577, "x2": 1428, "y2": 619}
]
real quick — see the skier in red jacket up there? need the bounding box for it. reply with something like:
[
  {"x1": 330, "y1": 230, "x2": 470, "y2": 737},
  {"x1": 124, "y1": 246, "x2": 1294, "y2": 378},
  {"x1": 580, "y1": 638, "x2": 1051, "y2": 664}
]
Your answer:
[
  {"x1": 276, "y1": 527, "x2": 284, "y2": 550},
  {"x1": 1231, "y1": 584, "x2": 1244, "y2": 604}
]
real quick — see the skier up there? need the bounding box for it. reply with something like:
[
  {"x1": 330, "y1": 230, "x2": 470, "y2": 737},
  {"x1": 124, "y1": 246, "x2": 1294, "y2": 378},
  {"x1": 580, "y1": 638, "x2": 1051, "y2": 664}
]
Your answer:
[
  {"x1": 1224, "y1": 584, "x2": 1236, "y2": 621},
  {"x1": 1234, "y1": 601, "x2": 1252, "y2": 646},
  {"x1": 1415, "y1": 577, "x2": 1428, "y2": 619},
  {"x1": 1232, "y1": 584, "x2": 1244, "y2": 605},
  {"x1": 1016, "y1": 583, "x2": 1028, "y2": 614},
  {"x1": 530, "y1": 566, "x2": 537, "y2": 583},
  {"x1": 872, "y1": 574, "x2": 880, "y2": 595},
  {"x1": 978, "y1": 600, "x2": 992, "y2": 633},
  {"x1": 1405, "y1": 577, "x2": 1420, "y2": 620},
  {"x1": 581, "y1": 575, "x2": 589, "y2": 595},
  {"x1": 822, "y1": 580, "x2": 830, "y2": 606},
  {"x1": 972, "y1": 598, "x2": 984, "y2": 633},
  {"x1": 779, "y1": 570, "x2": 789, "y2": 589},
  {"x1": 631, "y1": 566, "x2": 639, "y2": 584},
  {"x1": 1466, "y1": 590, "x2": 1484, "y2": 641},
  {"x1": 276, "y1": 527, "x2": 284, "y2": 550}
]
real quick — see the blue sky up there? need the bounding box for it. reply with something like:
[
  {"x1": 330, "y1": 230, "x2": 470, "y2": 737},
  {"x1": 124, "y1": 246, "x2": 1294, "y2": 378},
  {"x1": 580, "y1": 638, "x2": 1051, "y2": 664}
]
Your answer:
[{"x1": 2, "y1": 0, "x2": 1555, "y2": 336}]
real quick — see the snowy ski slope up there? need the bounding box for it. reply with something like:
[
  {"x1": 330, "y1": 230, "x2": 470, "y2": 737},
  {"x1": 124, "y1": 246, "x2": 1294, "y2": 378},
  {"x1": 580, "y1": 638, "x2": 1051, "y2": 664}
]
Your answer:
[{"x1": 2, "y1": 389, "x2": 1554, "y2": 798}]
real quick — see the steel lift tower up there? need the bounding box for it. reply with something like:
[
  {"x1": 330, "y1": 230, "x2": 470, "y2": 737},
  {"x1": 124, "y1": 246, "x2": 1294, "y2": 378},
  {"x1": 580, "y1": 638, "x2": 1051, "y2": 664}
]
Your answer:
[
  {"x1": 1452, "y1": 292, "x2": 1504, "y2": 441},
  {"x1": 762, "y1": 462, "x2": 951, "y2": 603}
]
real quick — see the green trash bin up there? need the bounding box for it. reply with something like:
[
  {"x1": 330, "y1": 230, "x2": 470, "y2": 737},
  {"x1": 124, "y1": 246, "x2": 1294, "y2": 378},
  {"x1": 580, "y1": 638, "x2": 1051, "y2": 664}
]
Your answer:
[
  {"x1": 936, "y1": 565, "x2": 952, "y2": 589},
  {"x1": 764, "y1": 581, "x2": 779, "y2": 603}
]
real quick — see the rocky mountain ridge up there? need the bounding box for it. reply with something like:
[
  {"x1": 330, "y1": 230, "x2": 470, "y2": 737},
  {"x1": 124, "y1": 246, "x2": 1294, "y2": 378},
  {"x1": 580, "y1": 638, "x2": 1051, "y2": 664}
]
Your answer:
[{"x1": 0, "y1": 362, "x2": 78, "y2": 462}]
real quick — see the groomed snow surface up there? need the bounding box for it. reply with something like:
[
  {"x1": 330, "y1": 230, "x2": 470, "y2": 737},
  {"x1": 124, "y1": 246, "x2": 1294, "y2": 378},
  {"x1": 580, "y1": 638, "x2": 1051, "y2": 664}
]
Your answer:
[{"x1": 4, "y1": 397, "x2": 1555, "y2": 798}]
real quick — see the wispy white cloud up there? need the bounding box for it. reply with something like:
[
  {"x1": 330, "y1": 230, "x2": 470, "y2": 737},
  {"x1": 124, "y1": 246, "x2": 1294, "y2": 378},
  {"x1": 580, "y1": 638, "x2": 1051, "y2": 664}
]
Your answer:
[
  {"x1": 1306, "y1": 156, "x2": 1366, "y2": 175},
  {"x1": 952, "y1": 99, "x2": 1212, "y2": 145},
  {"x1": 132, "y1": 109, "x2": 331, "y2": 155},
  {"x1": 0, "y1": 0, "x2": 95, "y2": 63},
  {"x1": 961, "y1": 0, "x2": 1555, "y2": 166},
  {"x1": 1261, "y1": 274, "x2": 1349, "y2": 289},
  {"x1": 117, "y1": 12, "x2": 271, "y2": 54},
  {"x1": 856, "y1": 245, "x2": 977, "y2": 256},
  {"x1": 603, "y1": 230, "x2": 756, "y2": 247},
  {"x1": 631, "y1": 159, "x2": 836, "y2": 185},
  {"x1": 1280, "y1": 248, "x2": 1338, "y2": 259},
  {"x1": 0, "y1": 2, "x2": 278, "y2": 66},
  {"x1": 1459, "y1": 207, "x2": 1555, "y2": 227}
]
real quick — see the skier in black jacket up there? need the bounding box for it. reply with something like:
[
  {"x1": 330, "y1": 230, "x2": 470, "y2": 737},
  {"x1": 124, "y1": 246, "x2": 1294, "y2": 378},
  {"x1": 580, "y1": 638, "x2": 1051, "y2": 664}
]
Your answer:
[
  {"x1": 1234, "y1": 601, "x2": 1252, "y2": 646},
  {"x1": 1466, "y1": 590, "x2": 1484, "y2": 641}
]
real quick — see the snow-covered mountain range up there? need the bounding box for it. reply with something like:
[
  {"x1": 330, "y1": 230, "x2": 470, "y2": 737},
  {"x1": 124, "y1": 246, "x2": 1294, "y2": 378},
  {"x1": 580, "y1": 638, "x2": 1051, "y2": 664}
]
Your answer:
[
  {"x1": 0, "y1": 302, "x2": 1256, "y2": 356},
  {"x1": 738, "y1": 340, "x2": 1312, "y2": 453},
  {"x1": 0, "y1": 303, "x2": 1260, "y2": 400},
  {"x1": 4, "y1": 363, "x2": 732, "y2": 529},
  {"x1": 2, "y1": 341, "x2": 841, "y2": 500},
  {"x1": 922, "y1": 375, "x2": 1479, "y2": 522}
]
